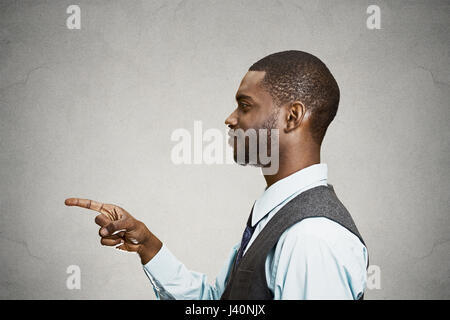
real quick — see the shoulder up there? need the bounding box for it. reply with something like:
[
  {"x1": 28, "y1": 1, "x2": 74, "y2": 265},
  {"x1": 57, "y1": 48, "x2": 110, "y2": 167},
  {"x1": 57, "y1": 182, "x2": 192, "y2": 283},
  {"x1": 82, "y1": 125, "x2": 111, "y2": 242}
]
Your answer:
[
  {"x1": 275, "y1": 217, "x2": 367, "y2": 265},
  {"x1": 284, "y1": 217, "x2": 364, "y2": 243}
]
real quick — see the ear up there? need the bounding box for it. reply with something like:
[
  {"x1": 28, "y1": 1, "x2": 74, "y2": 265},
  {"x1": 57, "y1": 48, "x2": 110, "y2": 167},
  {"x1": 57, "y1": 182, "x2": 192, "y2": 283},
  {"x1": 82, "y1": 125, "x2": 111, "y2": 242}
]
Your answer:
[{"x1": 284, "y1": 101, "x2": 306, "y2": 133}]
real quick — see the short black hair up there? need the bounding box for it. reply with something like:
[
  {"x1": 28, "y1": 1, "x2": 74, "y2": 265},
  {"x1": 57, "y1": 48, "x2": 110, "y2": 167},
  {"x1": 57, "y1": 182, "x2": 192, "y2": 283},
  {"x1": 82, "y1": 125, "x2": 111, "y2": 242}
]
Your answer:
[{"x1": 249, "y1": 50, "x2": 340, "y2": 145}]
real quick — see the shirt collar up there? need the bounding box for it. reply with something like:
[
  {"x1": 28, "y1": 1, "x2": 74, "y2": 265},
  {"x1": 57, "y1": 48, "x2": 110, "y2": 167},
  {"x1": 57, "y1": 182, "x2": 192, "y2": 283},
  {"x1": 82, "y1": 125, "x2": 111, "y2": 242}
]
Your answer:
[{"x1": 251, "y1": 163, "x2": 328, "y2": 227}]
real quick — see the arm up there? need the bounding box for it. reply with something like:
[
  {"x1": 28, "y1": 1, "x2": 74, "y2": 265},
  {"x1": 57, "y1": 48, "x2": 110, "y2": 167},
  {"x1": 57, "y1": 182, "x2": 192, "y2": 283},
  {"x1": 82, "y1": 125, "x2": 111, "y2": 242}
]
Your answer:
[{"x1": 142, "y1": 242, "x2": 239, "y2": 300}]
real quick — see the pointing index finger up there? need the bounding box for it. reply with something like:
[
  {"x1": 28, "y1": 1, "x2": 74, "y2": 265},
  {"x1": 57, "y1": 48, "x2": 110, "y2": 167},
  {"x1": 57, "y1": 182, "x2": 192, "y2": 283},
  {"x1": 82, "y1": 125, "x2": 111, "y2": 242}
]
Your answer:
[{"x1": 65, "y1": 198, "x2": 104, "y2": 213}]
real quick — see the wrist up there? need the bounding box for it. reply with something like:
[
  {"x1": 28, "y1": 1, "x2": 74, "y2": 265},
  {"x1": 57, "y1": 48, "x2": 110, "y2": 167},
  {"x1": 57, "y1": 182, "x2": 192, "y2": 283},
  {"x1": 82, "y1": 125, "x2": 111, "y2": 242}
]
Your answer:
[{"x1": 138, "y1": 232, "x2": 163, "y2": 265}]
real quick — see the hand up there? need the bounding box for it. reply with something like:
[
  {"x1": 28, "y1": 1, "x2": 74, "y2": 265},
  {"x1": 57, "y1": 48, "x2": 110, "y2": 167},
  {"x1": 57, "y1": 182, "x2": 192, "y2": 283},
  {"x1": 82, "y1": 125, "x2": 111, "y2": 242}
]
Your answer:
[{"x1": 64, "y1": 198, "x2": 162, "y2": 264}]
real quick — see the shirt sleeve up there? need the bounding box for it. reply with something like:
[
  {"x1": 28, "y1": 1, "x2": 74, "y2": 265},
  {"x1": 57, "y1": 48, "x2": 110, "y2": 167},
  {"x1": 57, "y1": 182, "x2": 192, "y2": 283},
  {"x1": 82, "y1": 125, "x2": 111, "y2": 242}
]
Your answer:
[
  {"x1": 142, "y1": 242, "x2": 239, "y2": 300},
  {"x1": 270, "y1": 217, "x2": 368, "y2": 300}
]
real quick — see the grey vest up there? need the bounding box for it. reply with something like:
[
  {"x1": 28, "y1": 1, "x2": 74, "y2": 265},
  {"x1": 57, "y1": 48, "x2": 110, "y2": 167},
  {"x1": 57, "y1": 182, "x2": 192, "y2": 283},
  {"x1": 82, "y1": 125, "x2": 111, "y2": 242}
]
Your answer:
[{"x1": 220, "y1": 184, "x2": 367, "y2": 300}]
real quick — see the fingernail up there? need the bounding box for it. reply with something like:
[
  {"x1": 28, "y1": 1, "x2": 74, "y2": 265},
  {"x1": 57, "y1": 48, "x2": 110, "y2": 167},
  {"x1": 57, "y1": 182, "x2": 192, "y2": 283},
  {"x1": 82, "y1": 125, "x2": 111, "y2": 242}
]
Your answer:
[
  {"x1": 112, "y1": 229, "x2": 126, "y2": 236},
  {"x1": 100, "y1": 228, "x2": 108, "y2": 236}
]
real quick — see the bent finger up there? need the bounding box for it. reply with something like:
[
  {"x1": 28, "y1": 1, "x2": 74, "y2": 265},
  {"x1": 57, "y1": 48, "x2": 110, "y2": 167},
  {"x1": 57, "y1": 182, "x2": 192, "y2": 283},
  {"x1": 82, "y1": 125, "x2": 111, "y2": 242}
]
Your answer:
[
  {"x1": 95, "y1": 213, "x2": 112, "y2": 227},
  {"x1": 100, "y1": 237, "x2": 124, "y2": 247},
  {"x1": 98, "y1": 227, "x2": 125, "y2": 238},
  {"x1": 117, "y1": 242, "x2": 139, "y2": 252},
  {"x1": 101, "y1": 218, "x2": 132, "y2": 237}
]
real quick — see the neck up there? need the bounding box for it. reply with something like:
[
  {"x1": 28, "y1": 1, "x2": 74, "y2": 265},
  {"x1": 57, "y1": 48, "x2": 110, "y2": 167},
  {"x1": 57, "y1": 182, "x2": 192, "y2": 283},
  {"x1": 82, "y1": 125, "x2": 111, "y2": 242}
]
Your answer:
[{"x1": 262, "y1": 143, "x2": 321, "y2": 189}]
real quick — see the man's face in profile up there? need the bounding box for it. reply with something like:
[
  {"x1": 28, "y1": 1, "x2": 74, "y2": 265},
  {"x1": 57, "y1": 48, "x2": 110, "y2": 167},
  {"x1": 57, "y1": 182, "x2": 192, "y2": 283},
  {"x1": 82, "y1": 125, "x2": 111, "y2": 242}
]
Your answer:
[{"x1": 225, "y1": 71, "x2": 281, "y2": 168}]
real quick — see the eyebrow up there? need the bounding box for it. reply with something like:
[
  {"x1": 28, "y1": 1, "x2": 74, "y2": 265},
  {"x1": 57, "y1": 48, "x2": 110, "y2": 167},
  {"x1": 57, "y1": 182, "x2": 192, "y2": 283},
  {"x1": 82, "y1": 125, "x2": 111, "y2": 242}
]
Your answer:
[{"x1": 235, "y1": 93, "x2": 255, "y2": 103}]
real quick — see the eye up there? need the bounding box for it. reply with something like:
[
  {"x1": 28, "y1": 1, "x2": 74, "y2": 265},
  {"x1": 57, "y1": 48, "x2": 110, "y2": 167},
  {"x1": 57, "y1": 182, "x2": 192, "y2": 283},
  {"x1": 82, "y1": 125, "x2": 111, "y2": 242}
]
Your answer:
[{"x1": 239, "y1": 103, "x2": 250, "y2": 110}]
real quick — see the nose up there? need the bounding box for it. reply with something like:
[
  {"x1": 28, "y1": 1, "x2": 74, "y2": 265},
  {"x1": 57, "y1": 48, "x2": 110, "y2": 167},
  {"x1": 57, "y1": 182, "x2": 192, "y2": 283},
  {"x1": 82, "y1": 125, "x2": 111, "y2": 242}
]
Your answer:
[{"x1": 225, "y1": 109, "x2": 238, "y2": 128}]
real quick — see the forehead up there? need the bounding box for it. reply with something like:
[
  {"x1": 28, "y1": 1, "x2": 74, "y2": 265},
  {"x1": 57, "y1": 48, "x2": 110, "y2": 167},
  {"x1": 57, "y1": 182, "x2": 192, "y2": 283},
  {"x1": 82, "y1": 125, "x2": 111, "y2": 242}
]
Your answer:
[{"x1": 235, "y1": 71, "x2": 267, "y2": 99}]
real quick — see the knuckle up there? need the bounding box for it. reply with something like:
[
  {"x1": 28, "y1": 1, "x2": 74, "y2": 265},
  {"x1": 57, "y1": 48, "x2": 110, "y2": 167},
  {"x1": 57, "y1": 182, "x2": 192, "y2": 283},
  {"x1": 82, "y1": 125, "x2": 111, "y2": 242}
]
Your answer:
[
  {"x1": 106, "y1": 222, "x2": 116, "y2": 233},
  {"x1": 94, "y1": 215, "x2": 103, "y2": 225}
]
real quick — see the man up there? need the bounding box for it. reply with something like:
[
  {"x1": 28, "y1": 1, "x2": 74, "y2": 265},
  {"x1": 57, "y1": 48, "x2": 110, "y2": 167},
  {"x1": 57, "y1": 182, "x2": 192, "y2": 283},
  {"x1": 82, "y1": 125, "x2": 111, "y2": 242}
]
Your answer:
[{"x1": 65, "y1": 50, "x2": 368, "y2": 300}]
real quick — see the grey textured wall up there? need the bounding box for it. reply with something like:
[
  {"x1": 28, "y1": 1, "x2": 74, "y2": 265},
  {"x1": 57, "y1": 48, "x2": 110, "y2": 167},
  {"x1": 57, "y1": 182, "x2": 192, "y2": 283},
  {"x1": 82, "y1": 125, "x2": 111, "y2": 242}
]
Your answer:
[{"x1": 0, "y1": 0, "x2": 449, "y2": 299}]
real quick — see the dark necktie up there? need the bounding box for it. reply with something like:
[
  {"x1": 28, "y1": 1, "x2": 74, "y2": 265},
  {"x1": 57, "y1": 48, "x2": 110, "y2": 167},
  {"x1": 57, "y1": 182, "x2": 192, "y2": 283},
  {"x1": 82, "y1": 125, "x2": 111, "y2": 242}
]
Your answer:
[{"x1": 234, "y1": 204, "x2": 256, "y2": 268}]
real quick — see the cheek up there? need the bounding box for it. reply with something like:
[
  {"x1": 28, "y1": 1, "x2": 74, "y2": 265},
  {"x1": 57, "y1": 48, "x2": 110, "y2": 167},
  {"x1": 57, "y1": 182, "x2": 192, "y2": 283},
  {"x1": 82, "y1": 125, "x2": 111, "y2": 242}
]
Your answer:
[
  {"x1": 240, "y1": 114, "x2": 265, "y2": 131},
  {"x1": 261, "y1": 108, "x2": 281, "y2": 130}
]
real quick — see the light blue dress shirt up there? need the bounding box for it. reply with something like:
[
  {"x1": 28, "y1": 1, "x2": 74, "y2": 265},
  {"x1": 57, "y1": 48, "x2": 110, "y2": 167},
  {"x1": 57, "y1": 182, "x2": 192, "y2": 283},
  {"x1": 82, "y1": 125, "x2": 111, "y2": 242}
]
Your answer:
[{"x1": 143, "y1": 163, "x2": 368, "y2": 300}]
